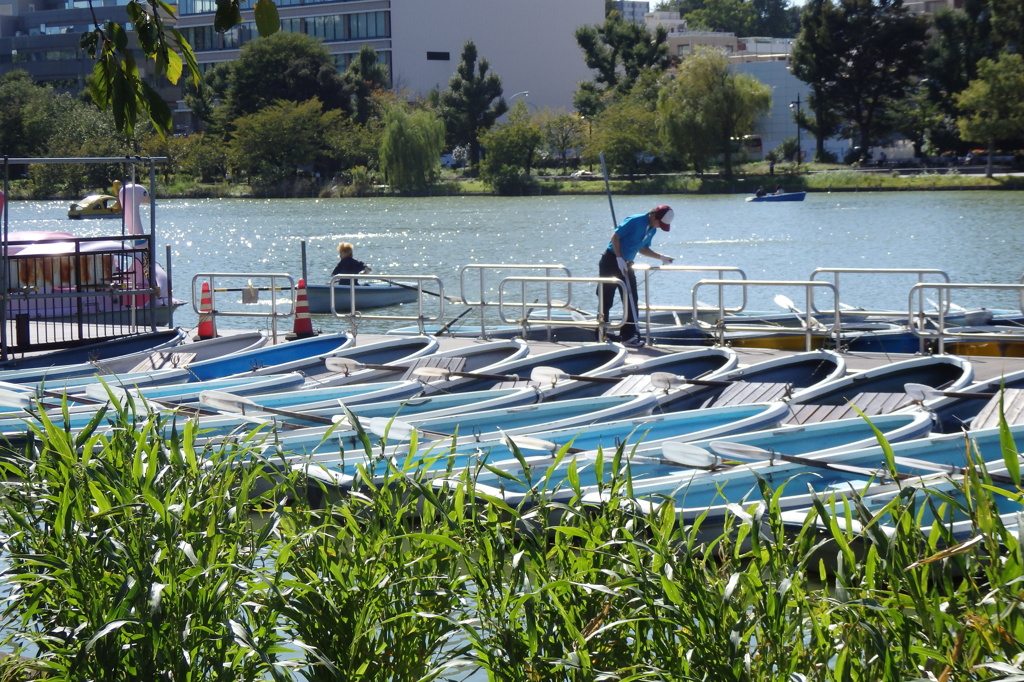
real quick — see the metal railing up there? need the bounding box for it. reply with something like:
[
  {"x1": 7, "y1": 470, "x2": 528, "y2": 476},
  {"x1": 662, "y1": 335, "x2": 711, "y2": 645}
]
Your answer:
[
  {"x1": 692, "y1": 278, "x2": 841, "y2": 351},
  {"x1": 456, "y1": 264, "x2": 574, "y2": 339},
  {"x1": 810, "y1": 267, "x2": 951, "y2": 320},
  {"x1": 192, "y1": 273, "x2": 295, "y2": 343},
  {"x1": 632, "y1": 263, "x2": 748, "y2": 324},
  {"x1": 497, "y1": 275, "x2": 627, "y2": 341},
  {"x1": 908, "y1": 282, "x2": 1024, "y2": 354},
  {"x1": 330, "y1": 274, "x2": 446, "y2": 338}
]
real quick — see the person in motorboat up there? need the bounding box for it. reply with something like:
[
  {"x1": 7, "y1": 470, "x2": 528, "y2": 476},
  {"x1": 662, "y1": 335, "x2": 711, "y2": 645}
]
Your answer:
[
  {"x1": 332, "y1": 242, "x2": 372, "y2": 286},
  {"x1": 775, "y1": 185, "x2": 785, "y2": 194},
  {"x1": 597, "y1": 204, "x2": 675, "y2": 349},
  {"x1": 755, "y1": 186, "x2": 766, "y2": 198}
]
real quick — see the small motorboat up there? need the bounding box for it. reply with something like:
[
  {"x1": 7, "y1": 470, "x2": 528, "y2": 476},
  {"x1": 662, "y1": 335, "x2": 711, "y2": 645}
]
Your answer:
[
  {"x1": 67, "y1": 193, "x2": 122, "y2": 219},
  {"x1": 746, "y1": 191, "x2": 807, "y2": 202}
]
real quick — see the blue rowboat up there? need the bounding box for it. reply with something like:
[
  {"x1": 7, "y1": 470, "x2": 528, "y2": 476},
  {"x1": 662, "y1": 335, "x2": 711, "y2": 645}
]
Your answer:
[
  {"x1": 314, "y1": 338, "x2": 529, "y2": 387},
  {"x1": 566, "y1": 346, "x2": 739, "y2": 399},
  {"x1": 787, "y1": 353, "x2": 974, "y2": 424},
  {"x1": 87, "y1": 371, "x2": 308, "y2": 406},
  {"x1": 910, "y1": 365, "x2": 1024, "y2": 433},
  {"x1": 0, "y1": 328, "x2": 187, "y2": 374},
  {"x1": 0, "y1": 331, "x2": 268, "y2": 385},
  {"x1": 415, "y1": 342, "x2": 629, "y2": 400},
  {"x1": 297, "y1": 335, "x2": 440, "y2": 387},
  {"x1": 638, "y1": 349, "x2": 846, "y2": 413},
  {"x1": 194, "y1": 332, "x2": 354, "y2": 382},
  {"x1": 304, "y1": 282, "x2": 420, "y2": 314},
  {"x1": 745, "y1": 189, "x2": 806, "y2": 200},
  {"x1": 261, "y1": 392, "x2": 665, "y2": 461},
  {"x1": 581, "y1": 423, "x2": 1024, "y2": 528},
  {"x1": 294, "y1": 401, "x2": 790, "y2": 483}
]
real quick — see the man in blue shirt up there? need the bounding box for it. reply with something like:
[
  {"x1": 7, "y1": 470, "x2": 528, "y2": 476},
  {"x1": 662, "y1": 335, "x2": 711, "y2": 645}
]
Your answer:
[{"x1": 597, "y1": 205, "x2": 675, "y2": 347}]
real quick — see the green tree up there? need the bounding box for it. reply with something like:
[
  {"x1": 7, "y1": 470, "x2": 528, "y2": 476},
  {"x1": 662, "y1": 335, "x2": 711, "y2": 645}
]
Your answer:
[
  {"x1": 955, "y1": 53, "x2": 1024, "y2": 177},
  {"x1": 479, "y1": 99, "x2": 544, "y2": 193},
  {"x1": 341, "y1": 44, "x2": 391, "y2": 125},
  {"x1": 573, "y1": 11, "x2": 670, "y2": 117},
  {"x1": 686, "y1": 0, "x2": 758, "y2": 35},
  {"x1": 379, "y1": 104, "x2": 446, "y2": 193},
  {"x1": 792, "y1": 0, "x2": 928, "y2": 160},
  {"x1": 219, "y1": 32, "x2": 346, "y2": 124},
  {"x1": 0, "y1": 71, "x2": 63, "y2": 158},
  {"x1": 791, "y1": 0, "x2": 848, "y2": 162},
  {"x1": 229, "y1": 98, "x2": 342, "y2": 187},
  {"x1": 751, "y1": 0, "x2": 798, "y2": 36},
  {"x1": 658, "y1": 49, "x2": 771, "y2": 178},
  {"x1": 175, "y1": 133, "x2": 230, "y2": 183},
  {"x1": 587, "y1": 92, "x2": 660, "y2": 177},
  {"x1": 924, "y1": 1, "x2": 998, "y2": 117},
  {"x1": 439, "y1": 41, "x2": 507, "y2": 169},
  {"x1": 539, "y1": 110, "x2": 587, "y2": 172}
]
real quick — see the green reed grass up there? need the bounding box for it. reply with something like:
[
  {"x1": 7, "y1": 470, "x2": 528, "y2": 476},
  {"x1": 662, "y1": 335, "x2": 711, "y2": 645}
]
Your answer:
[{"x1": 2, "y1": 398, "x2": 1024, "y2": 680}]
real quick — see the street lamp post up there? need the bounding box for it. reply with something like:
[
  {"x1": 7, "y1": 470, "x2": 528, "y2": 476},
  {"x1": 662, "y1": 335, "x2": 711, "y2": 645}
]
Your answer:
[
  {"x1": 789, "y1": 94, "x2": 802, "y2": 167},
  {"x1": 509, "y1": 90, "x2": 529, "y2": 104}
]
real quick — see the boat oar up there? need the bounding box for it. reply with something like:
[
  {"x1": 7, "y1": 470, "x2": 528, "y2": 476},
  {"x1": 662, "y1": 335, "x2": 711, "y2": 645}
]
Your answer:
[
  {"x1": 529, "y1": 366, "x2": 623, "y2": 385},
  {"x1": 649, "y1": 372, "x2": 733, "y2": 390},
  {"x1": 773, "y1": 294, "x2": 823, "y2": 331},
  {"x1": 660, "y1": 441, "x2": 725, "y2": 470},
  {"x1": 325, "y1": 357, "x2": 413, "y2": 375},
  {"x1": 435, "y1": 308, "x2": 474, "y2": 337},
  {"x1": 500, "y1": 431, "x2": 586, "y2": 455},
  {"x1": 412, "y1": 366, "x2": 522, "y2": 382},
  {"x1": 709, "y1": 440, "x2": 914, "y2": 480},
  {"x1": 200, "y1": 390, "x2": 335, "y2": 425},
  {"x1": 373, "y1": 277, "x2": 462, "y2": 303},
  {"x1": 904, "y1": 382, "x2": 998, "y2": 402}
]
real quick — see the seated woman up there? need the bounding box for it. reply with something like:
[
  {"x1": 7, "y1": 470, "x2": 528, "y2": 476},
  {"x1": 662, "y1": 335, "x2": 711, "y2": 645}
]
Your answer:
[{"x1": 332, "y1": 242, "x2": 372, "y2": 286}]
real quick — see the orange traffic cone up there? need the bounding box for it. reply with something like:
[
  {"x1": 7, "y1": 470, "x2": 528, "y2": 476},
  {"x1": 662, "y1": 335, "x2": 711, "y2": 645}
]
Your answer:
[
  {"x1": 195, "y1": 281, "x2": 217, "y2": 340},
  {"x1": 287, "y1": 278, "x2": 317, "y2": 340}
]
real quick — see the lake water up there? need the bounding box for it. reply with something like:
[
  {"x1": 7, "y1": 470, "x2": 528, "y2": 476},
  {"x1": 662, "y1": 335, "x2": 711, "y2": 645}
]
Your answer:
[{"x1": 9, "y1": 191, "x2": 1024, "y2": 335}]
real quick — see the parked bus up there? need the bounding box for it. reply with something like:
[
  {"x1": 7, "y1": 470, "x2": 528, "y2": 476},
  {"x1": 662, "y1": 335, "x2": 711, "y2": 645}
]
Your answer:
[{"x1": 733, "y1": 134, "x2": 764, "y2": 162}]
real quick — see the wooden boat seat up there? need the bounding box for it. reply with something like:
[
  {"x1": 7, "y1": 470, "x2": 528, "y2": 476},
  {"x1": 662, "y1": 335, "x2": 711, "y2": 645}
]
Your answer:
[
  {"x1": 400, "y1": 355, "x2": 467, "y2": 381},
  {"x1": 704, "y1": 381, "x2": 793, "y2": 408},
  {"x1": 786, "y1": 391, "x2": 916, "y2": 425},
  {"x1": 970, "y1": 388, "x2": 1024, "y2": 430},
  {"x1": 122, "y1": 352, "x2": 197, "y2": 374},
  {"x1": 604, "y1": 373, "x2": 653, "y2": 396}
]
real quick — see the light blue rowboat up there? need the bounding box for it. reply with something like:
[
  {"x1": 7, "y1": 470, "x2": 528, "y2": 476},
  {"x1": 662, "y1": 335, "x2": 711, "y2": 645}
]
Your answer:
[
  {"x1": 294, "y1": 401, "x2": 791, "y2": 485},
  {"x1": 577, "y1": 422, "x2": 1024, "y2": 528},
  {"x1": 86, "y1": 371, "x2": 308, "y2": 406},
  {"x1": 288, "y1": 335, "x2": 440, "y2": 387},
  {"x1": 261, "y1": 392, "x2": 666, "y2": 461}
]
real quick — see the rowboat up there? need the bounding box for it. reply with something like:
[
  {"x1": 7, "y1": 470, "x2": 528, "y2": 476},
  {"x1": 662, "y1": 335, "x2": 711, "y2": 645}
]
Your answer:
[
  {"x1": 579, "y1": 423, "x2": 1024, "y2": 529},
  {"x1": 189, "y1": 332, "x2": 354, "y2": 382},
  {"x1": 269, "y1": 392, "x2": 665, "y2": 460},
  {"x1": 433, "y1": 411, "x2": 936, "y2": 509},
  {"x1": 296, "y1": 335, "x2": 440, "y2": 387},
  {"x1": 0, "y1": 331, "x2": 266, "y2": 385},
  {"x1": 311, "y1": 338, "x2": 529, "y2": 387},
  {"x1": 566, "y1": 346, "x2": 739, "y2": 399},
  {"x1": 304, "y1": 282, "x2": 419, "y2": 314},
  {"x1": 295, "y1": 401, "x2": 791, "y2": 485},
  {"x1": 90, "y1": 371, "x2": 308, "y2": 406},
  {"x1": 414, "y1": 342, "x2": 629, "y2": 399},
  {"x1": 745, "y1": 191, "x2": 806, "y2": 202},
  {"x1": 645, "y1": 350, "x2": 847, "y2": 413},
  {"x1": 0, "y1": 328, "x2": 186, "y2": 374},
  {"x1": 786, "y1": 353, "x2": 974, "y2": 424},
  {"x1": 903, "y1": 365, "x2": 1024, "y2": 433}
]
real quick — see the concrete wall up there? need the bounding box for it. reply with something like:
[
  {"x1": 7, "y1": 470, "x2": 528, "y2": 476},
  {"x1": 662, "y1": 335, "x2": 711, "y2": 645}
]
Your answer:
[{"x1": 390, "y1": 0, "x2": 604, "y2": 113}]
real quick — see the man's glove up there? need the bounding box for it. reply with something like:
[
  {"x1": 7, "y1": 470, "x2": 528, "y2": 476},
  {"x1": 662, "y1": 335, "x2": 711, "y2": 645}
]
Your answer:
[
  {"x1": 659, "y1": 255, "x2": 674, "y2": 265},
  {"x1": 616, "y1": 256, "x2": 628, "y2": 274}
]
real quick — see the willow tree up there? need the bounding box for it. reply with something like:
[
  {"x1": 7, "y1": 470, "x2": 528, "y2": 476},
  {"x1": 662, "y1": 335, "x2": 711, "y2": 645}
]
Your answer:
[
  {"x1": 657, "y1": 50, "x2": 771, "y2": 178},
  {"x1": 955, "y1": 53, "x2": 1024, "y2": 177},
  {"x1": 379, "y1": 105, "x2": 446, "y2": 193}
]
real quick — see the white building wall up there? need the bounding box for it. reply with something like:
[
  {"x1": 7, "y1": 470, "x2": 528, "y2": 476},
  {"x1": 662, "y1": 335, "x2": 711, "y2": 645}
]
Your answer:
[
  {"x1": 391, "y1": 0, "x2": 604, "y2": 113},
  {"x1": 732, "y1": 59, "x2": 847, "y2": 161}
]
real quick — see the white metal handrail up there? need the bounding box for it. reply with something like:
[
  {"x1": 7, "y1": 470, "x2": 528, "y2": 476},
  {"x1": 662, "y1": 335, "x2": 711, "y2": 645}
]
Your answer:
[
  {"x1": 692, "y1": 279, "x2": 841, "y2": 351},
  {"x1": 908, "y1": 282, "x2": 1024, "y2": 354},
  {"x1": 810, "y1": 267, "x2": 950, "y2": 318},
  {"x1": 331, "y1": 274, "x2": 446, "y2": 338},
  {"x1": 497, "y1": 275, "x2": 627, "y2": 341},
  {"x1": 457, "y1": 264, "x2": 574, "y2": 338},
  {"x1": 192, "y1": 273, "x2": 295, "y2": 342},
  {"x1": 631, "y1": 263, "x2": 748, "y2": 324}
]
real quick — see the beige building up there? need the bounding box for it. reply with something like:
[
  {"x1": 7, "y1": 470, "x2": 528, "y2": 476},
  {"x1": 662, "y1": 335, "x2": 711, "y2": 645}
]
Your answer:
[{"x1": 644, "y1": 10, "x2": 739, "y2": 58}]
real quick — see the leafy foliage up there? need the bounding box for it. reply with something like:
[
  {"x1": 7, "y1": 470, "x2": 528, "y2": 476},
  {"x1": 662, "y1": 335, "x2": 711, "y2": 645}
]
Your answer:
[
  {"x1": 378, "y1": 104, "x2": 446, "y2": 193},
  {"x1": 658, "y1": 49, "x2": 771, "y2": 177},
  {"x1": 439, "y1": 41, "x2": 508, "y2": 168},
  {"x1": 956, "y1": 53, "x2": 1024, "y2": 176}
]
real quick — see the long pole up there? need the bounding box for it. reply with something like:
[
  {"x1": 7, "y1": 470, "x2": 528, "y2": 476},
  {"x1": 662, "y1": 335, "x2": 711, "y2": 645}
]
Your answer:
[{"x1": 600, "y1": 153, "x2": 639, "y2": 342}]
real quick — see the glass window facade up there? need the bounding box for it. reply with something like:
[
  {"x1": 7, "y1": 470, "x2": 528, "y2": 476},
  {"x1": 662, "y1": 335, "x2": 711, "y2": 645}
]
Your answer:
[{"x1": 180, "y1": 11, "x2": 387, "y2": 52}]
